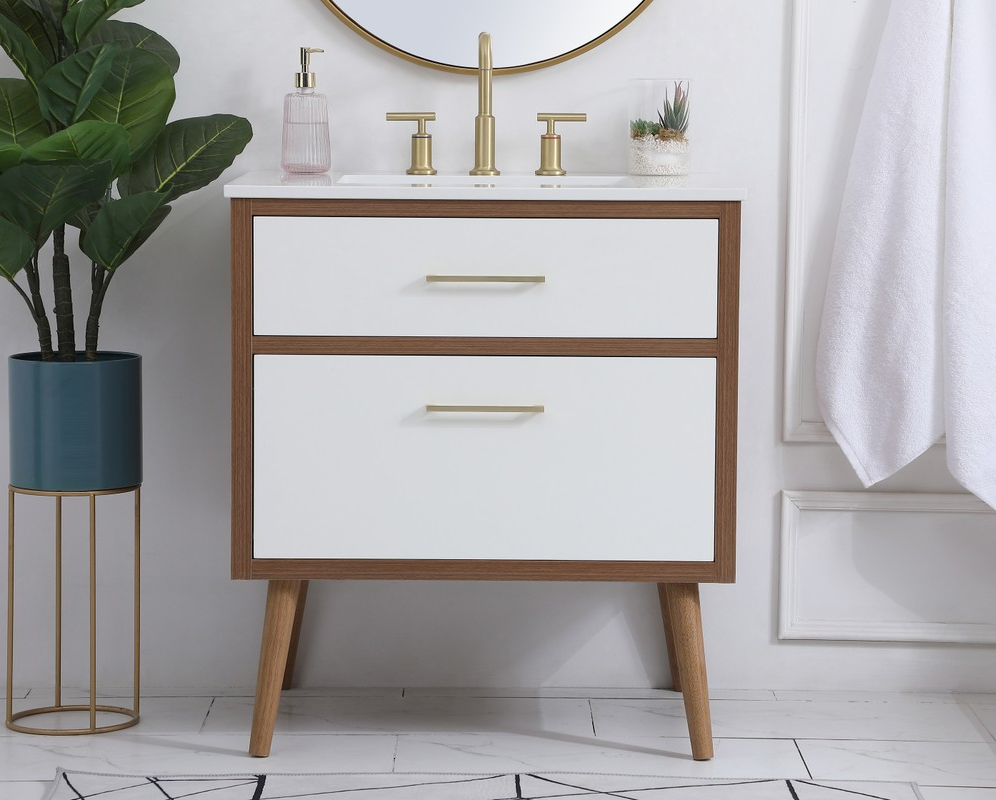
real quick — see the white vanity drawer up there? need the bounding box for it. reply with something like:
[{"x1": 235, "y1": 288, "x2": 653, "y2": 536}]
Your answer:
[
  {"x1": 252, "y1": 216, "x2": 719, "y2": 338},
  {"x1": 253, "y1": 354, "x2": 717, "y2": 562}
]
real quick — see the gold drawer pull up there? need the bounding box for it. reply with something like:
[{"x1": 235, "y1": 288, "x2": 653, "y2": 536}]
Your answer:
[
  {"x1": 425, "y1": 274, "x2": 546, "y2": 283},
  {"x1": 426, "y1": 404, "x2": 545, "y2": 413}
]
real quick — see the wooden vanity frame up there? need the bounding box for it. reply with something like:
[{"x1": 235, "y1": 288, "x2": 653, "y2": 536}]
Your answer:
[{"x1": 230, "y1": 197, "x2": 741, "y2": 760}]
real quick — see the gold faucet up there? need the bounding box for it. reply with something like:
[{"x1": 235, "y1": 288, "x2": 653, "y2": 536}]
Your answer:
[{"x1": 470, "y1": 32, "x2": 499, "y2": 176}]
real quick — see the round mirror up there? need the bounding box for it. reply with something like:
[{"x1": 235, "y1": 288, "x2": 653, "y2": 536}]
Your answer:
[{"x1": 319, "y1": 0, "x2": 656, "y2": 74}]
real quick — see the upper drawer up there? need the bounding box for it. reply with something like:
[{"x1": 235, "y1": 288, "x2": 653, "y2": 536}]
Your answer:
[{"x1": 252, "y1": 216, "x2": 719, "y2": 338}]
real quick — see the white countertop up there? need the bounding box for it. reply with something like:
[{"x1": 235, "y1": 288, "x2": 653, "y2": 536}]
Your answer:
[{"x1": 224, "y1": 170, "x2": 746, "y2": 201}]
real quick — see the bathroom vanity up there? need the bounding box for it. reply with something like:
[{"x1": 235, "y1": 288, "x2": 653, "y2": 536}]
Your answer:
[{"x1": 226, "y1": 171, "x2": 743, "y2": 759}]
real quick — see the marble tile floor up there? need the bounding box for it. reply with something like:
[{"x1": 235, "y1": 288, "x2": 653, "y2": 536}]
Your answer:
[{"x1": 2, "y1": 688, "x2": 996, "y2": 800}]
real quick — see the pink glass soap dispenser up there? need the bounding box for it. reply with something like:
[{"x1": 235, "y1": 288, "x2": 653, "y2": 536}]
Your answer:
[{"x1": 281, "y1": 47, "x2": 331, "y2": 173}]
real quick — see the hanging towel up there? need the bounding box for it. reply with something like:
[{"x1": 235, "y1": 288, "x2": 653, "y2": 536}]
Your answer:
[
  {"x1": 944, "y1": 0, "x2": 996, "y2": 509},
  {"x1": 816, "y1": 0, "x2": 950, "y2": 487},
  {"x1": 817, "y1": 0, "x2": 996, "y2": 510}
]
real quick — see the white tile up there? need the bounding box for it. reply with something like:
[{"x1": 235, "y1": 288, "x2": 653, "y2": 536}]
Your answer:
[
  {"x1": 591, "y1": 699, "x2": 990, "y2": 742},
  {"x1": 799, "y1": 740, "x2": 996, "y2": 787},
  {"x1": 1, "y1": 696, "x2": 212, "y2": 737},
  {"x1": 58, "y1": 686, "x2": 256, "y2": 699},
  {"x1": 281, "y1": 687, "x2": 405, "y2": 698},
  {"x1": 201, "y1": 695, "x2": 595, "y2": 735},
  {"x1": 968, "y1": 705, "x2": 996, "y2": 741},
  {"x1": 775, "y1": 691, "x2": 996, "y2": 706},
  {"x1": 403, "y1": 687, "x2": 776, "y2": 701},
  {"x1": 956, "y1": 697, "x2": 996, "y2": 708},
  {"x1": 0, "y1": 781, "x2": 51, "y2": 800},
  {"x1": 54, "y1": 685, "x2": 403, "y2": 699},
  {"x1": 0, "y1": 732, "x2": 396, "y2": 781},
  {"x1": 393, "y1": 732, "x2": 808, "y2": 776},
  {"x1": 704, "y1": 690, "x2": 781, "y2": 701},
  {"x1": 918, "y1": 789, "x2": 996, "y2": 800}
]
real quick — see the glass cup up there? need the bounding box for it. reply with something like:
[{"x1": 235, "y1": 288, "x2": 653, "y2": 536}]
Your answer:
[{"x1": 629, "y1": 79, "x2": 691, "y2": 176}]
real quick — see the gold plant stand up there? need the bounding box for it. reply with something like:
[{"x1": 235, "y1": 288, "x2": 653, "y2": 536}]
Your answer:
[{"x1": 6, "y1": 485, "x2": 140, "y2": 735}]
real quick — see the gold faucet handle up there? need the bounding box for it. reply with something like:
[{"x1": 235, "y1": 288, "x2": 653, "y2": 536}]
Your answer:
[
  {"x1": 537, "y1": 113, "x2": 587, "y2": 135},
  {"x1": 387, "y1": 112, "x2": 436, "y2": 134},
  {"x1": 386, "y1": 112, "x2": 437, "y2": 175},
  {"x1": 535, "y1": 113, "x2": 587, "y2": 177}
]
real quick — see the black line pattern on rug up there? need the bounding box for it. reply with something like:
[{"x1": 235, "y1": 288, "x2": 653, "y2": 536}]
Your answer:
[
  {"x1": 52, "y1": 773, "x2": 915, "y2": 800},
  {"x1": 89, "y1": 778, "x2": 263, "y2": 799},
  {"x1": 60, "y1": 773, "x2": 85, "y2": 800},
  {"x1": 249, "y1": 773, "x2": 510, "y2": 799},
  {"x1": 794, "y1": 779, "x2": 899, "y2": 800},
  {"x1": 525, "y1": 775, "x2": 786, "y2": 799},
  {"x1": 527, "y1": 774, "x2": 642, "y2": 800},
  {"x1": 147, "y1": 777, "x2": 174, "y2": 799}
]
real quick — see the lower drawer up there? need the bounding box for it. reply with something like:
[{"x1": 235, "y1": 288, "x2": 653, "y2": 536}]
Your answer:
[{"x1": 252, "y1": 355, "x2": 717, "y2": 562}]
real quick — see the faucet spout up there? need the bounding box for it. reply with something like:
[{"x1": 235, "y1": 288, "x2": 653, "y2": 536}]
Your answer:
[
  {"x1": 470, "y1": 31, "x2": 499, "y2": 176},
  {"x1": 478, "y1": 32, "x2": 492, "y2": 116}
]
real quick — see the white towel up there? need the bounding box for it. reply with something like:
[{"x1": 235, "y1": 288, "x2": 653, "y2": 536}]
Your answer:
[
  {"x1": 816, "y1": 0, "x2": 949, "y2": 487},
  {"x1": 816, "y1": 0, "x2": 996, "y2": 510},
  {"x1": 944, "y1": 0, "x2": 996, "y2": 508}
]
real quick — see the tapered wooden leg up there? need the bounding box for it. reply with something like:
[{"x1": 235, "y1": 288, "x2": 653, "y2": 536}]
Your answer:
[
  {"x1": 282, "y1": 580, "x2": 310, "y2": 690},
  {"x1": 249, "y1": 579, "x2": 303, "y2": 757},
  {"x1": 664, "y1": 583, "x2": 713, "y2": 760},
  {"x1": 656, "y1": 583, "x2": 682, "y2": 692}
]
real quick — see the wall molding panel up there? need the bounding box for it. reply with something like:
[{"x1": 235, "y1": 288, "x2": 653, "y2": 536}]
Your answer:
[
  {"x1": 783, "y1": 0, "x2": 826, "y2": 441},
  {"x1": 780, "y1": 491, "x2": 996, "y2": 644}
]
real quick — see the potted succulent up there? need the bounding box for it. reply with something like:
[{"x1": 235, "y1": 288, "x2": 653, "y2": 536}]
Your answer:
[
  {"x1": 0, "y1": 0, "x2": 252, "y2": 491},
  {"x1": 629, "y1": 79, "x2": 690, "y2": 176}
]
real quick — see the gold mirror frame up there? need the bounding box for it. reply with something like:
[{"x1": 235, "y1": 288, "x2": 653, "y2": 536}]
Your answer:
[{"x1": 318, "y1": 0, "x2": 656, "y2": 75}]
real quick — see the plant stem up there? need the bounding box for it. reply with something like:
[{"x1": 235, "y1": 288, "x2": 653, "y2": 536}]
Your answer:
[
  {"x1": 6, "y1": 276, "x2": 40, "y2": 325},
  {"x1": 57, "y1": 0, "x2": 69, "y2": 59},
  {"x1": 85, "y1": 264, "x2": 114, "y2": 361},
  {"x1": 52, "y1": 225, "x2": 76, "y2": 360},
  {"x1": 24, "y1": 252, "x2": 54, "y2": 360}
]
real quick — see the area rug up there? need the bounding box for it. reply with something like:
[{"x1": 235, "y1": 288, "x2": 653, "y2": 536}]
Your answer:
[{"x1": 45, "y1": 771, "x2": 924, "y2": 800}]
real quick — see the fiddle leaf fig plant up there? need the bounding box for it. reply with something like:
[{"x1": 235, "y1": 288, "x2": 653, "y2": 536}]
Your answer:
[{"x1": 0, "y1": 0, "x2": 252, "y2": 361}]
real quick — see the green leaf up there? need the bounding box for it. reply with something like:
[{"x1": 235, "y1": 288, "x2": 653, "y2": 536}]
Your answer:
[
  {"x1": 0, "y1": 11, "x2": 51, "y2": 92},
  {"x1": 119, "y1": 114, "x2": 252, "y2": 202},
  {"x1": 0, "y1": 0, "x2": 58, "y2": 64},
  {"x1": 68, "y1": 197, "x2": 99, "y2": 230},
  {"x1": 0, "y1": 142, "x2": 24, "y2": 171},
  {"x1": 80, "y1": 189, "x2": 169, "y2": 270},
  {"x1": 82, "y1": 20, "x2": 179, "y2": 75},
  {"x1": 79, "y1": 46, "x2": 175, "y2": 160},
  {"x1": 0, "y1": 78, "x2": 47, "y2": 147},
  {"x1": 63, "y1": 0, "x2": 144, "y2": 46},
  {"x1": 0, "y1": 216, "x2": 34, "y2": 279},
  {"x1": 20, "y1": 0, "x2": 58, "y2": 21},
  {"x1": 21, "y1": 119, "x2": 130, "y2": 175},
  {"x1": 37, "y1": 42, "x2": 120, "y2": 126},
  {"x1": 0, "y1": 160, "x2": 112, "y2": 244}
]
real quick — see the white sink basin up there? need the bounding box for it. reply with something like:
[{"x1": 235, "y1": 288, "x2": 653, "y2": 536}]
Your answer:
[{"x1": 336, "y1": 173, "x2": 633, "y2": 188}]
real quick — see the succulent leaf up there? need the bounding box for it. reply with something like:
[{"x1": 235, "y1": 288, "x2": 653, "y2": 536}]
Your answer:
[{"x1": 658, "y1": 80, "x2": 690, "y2": 137}]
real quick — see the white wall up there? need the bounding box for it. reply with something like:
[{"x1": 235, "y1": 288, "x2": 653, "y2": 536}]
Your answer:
[{"x1": 1, "y1": 0, "x2": 993, "y2": 693}]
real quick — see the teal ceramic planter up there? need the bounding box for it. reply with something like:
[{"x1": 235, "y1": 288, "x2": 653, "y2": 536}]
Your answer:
[{"x1": 8, "y1": 352, "x2": 142, "y2": 491}]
